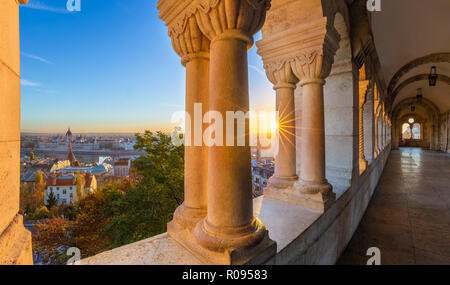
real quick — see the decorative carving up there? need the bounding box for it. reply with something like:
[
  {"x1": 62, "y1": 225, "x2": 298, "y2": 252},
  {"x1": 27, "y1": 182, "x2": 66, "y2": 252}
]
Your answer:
[
  {"x1": 259, "y1": 20, "x2": 340, "y2": 84},
  {"x1": 169, "y1": 15, "x2": 210, "y2": 65},
  {"x1": 265, "y1": 60, "x2": 297, "y2": 88},
  {"x1": 195, "y1": 0, "x2": 271, "y2": 45}
]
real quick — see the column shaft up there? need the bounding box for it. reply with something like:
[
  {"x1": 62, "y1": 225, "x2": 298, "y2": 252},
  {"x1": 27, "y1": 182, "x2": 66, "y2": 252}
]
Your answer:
[
  {"x1": 182, "y1": 56, "x2": 209, "y2": 220},
  {"x1": 300, "y1": 82, "x2": 327, "y2": 185},
  {"x1": 273, "y1": 85, "x2": 297, "y2": 182},
  {"x1": 207, "y1": 37, "x2": 252, "y2": 229}
]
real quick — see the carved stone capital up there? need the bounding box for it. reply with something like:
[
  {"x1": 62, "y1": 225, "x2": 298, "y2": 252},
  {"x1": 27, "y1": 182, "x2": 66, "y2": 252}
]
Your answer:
[
  {"x1": 265, "y1": 61, "x2": 298, "y2": 90},
  {"x1": 257, "y1": 18, "x2": 340, "y2": 85},
  {"x1": 158, "y1": 0, "x2": 210, "y2": 65},
  {"x1": 194, "y1": 0, "x2": 271, "y2": 48}
]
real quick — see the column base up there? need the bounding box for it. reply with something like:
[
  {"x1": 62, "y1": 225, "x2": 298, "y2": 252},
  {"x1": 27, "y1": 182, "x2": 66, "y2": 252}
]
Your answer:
[
  {"x1": 180, "y1": 217, "x2": 276, "y2": 265},
  {"x1": 264, "y1": 181, "x2": 335, "y2": 213},
  {"x1": 0, "y1": 214, "x2": 33, "y2": 265},
  {"x1": 359, "y1": 158, "x2": 368, "y2": 175},
  {"x1": 267, "y1": 175, "x2": 298, "y2": 189},
  {"x1": 167, "y1": 203, "x2": 206, "y2": 252}
]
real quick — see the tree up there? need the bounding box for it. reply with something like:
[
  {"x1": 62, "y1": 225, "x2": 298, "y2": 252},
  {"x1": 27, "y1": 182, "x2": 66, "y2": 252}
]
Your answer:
[
  {"x1": 46, "y1": 190, "x2": 58, "y2": 209},
  {"x1": 35, "y1": 170, "x2": 44, "y2": 186},
  {"x1": 71, "y1": 184, "x2": 123, "y2": 257},
  {"x1": 33, "y1": 217, "x2": 74, "y2": 265},
  {"x1": 76, "y1": 171, "x2": 84, "y2": 200},
  {"x1": 34, "y1": 206, "x2": 50, "y2": 220},
  {"x1": 102, "y1": 131, "x2": 184, "y2": 248},
  {"x1": 30, "y1": 152, "x2": 35, "y2": 161},
  {"x1": 20, "y1": 182, "x2": 45, "y2": 219}
]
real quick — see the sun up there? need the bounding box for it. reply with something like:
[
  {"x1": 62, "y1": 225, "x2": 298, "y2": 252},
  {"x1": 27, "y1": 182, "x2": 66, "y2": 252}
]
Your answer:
[{"x1": 270, "y1": 119, "x2": 278, "y2": 134}]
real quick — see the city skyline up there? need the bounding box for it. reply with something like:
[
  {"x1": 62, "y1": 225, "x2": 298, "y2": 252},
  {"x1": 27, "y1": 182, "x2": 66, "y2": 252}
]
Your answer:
[{"x1": 19, "y1": 0, "x2": 275, "y2": 133}]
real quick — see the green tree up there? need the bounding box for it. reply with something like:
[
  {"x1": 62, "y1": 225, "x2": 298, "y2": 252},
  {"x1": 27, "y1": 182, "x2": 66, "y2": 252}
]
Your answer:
[
  {"x1": 102, "y1": 131, "x2": 184, "y2": 248},
  {"x1": 46, "y1": 190, "x2": 58, "y2": 209},
  {"x1": 30, "y1": 152, "x2": 35, "y2": 161},
  {"x1": 34, "y1": 205, "x2": 50, "y2": 220}
]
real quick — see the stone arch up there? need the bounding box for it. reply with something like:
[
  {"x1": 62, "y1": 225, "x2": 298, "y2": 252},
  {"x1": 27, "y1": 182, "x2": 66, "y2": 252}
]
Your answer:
[
  {"x1": 387, "y1": 52, "x2": 450, "y2": 95},
  {"x1": 374, "y1": 101, "x2": 383, "y2": 156},
  {"x1": 363, "y1": 81, "x2": 374, "y2": 164},
  {"x1": 398, "y1": 113, "x2": 426, "y2": 145},
  {"x1": 324, "y1": 10, "x2": 355, "y2": 189},
  {"x1": 391, "y1": 74, "x2": 450, "y2": 103},
  {"x1": 392, "y1": 97, "x2": 440, "y2": 150}
]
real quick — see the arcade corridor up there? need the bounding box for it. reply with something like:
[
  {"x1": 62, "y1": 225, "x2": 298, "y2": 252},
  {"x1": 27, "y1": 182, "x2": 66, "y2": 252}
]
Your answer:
[{"x1": 339, "y1": 148, "x2": 450, "y2": 264}]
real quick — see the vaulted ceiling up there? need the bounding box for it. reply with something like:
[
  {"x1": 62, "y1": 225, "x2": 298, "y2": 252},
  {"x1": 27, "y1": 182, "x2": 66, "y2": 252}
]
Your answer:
[{"x1": 371, "y1": 0, "x2": 450, "y2": 112}]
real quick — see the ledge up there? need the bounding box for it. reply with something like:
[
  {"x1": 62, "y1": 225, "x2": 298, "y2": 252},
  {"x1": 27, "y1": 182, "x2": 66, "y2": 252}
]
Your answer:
[{"x1": 80, "y1": 147, "x2": 391, "y2": 265}]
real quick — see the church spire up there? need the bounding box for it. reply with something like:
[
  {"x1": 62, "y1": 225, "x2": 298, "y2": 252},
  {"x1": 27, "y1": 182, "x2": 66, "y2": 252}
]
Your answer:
[{"x1": 66, "y1": 128, "x2": 79, "y2": 166}]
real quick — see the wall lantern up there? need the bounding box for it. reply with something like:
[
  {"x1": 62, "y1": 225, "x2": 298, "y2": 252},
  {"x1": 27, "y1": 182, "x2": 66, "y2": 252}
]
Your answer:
[
  {"x1": 429, "y1": 66, "x2": 438, "y2": 86},
  {"x1": 411, "y1": 105, "x2": 416, "y2": 112},
  {"x1": 416, "y1": 88, "x2": 423, "y2": 103}
]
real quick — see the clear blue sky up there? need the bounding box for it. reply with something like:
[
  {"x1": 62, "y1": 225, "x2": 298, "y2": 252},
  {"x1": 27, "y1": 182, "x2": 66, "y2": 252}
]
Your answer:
[{"x1": 19, "y1": 0, "x2": 274, "y2": 134}]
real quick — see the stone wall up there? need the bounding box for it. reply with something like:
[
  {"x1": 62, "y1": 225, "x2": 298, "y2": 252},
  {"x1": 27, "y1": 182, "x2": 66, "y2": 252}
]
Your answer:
[
  {"x1": 0, "y1": 0, "x2": 33, "y2": 265},
  {"x1": 267, "y1": 146, "x2": 391, "y2": 264}
]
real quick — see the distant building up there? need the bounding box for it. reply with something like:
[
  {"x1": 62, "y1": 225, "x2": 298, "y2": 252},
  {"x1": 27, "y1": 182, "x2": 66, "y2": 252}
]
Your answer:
[
  {"x1": 50, "y1": 160, "x2": 71, "y2": 172},
  {"x1": 44, "y1": 173, "x2": 97, "y2": 206},
  {"x1": 20, "y1": 158, "x2": 69, "y2": 183},
  {"x1": 55, "y1": 163, "x2": 112, "y2": 176},
  {"x1": 251, "y1": 159, "x2": 274, "y2": 197},
  {"x1": 113, "y1": 158, "x2": 131, "y2": 177}
]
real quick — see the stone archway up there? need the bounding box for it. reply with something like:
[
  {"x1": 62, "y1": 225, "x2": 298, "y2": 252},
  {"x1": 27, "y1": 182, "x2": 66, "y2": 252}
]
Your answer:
[
  {"x1": 391, "y1": 73, "x2": 450, "y2": 103},
  {"x1": 392, "y1": 97, "x2": 440, "y2": 150},
  {"x1": 387, "y1": 52, "x2": 450, "y2": 96}
]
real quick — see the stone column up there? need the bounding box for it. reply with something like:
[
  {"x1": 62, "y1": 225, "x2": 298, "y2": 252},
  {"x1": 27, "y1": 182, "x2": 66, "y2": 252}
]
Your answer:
[
  {"x1": 290, "y1": 49, "x2": 336, "y2": 212},
  {"x1": 160, "y1": 13, "x2": 210, "y2": 242},
  {"x1": 266, "y1": 63, "x2": 298, "y2": 189},
  {"x1": 359, "y1": 74, "x2": 369, "y2": 174},
  {"x1": 191, "y1": 0, "x2": 275, "y2": 265},
  {"x1": 0, "y1": 0, "x2": 33, "y2": 265}
]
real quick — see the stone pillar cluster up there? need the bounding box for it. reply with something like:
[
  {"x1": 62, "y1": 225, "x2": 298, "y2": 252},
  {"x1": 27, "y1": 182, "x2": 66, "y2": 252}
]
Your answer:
[
  {"x1": 158, "y1": 0, "x2": 276, "y2": 265},
  {"x1": 157, "y1": 0, "x2": 391, "y2": 265},
  {"x1": 257, "y1": 13, "x2": 338, "y2": 212}
]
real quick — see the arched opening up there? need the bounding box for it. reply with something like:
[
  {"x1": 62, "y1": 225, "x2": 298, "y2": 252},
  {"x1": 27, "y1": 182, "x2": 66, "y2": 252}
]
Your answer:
[
  {"x1": 412, "y1": 123, "x2": 421, "y2": 139},
  {"x1": 402, "y1": 122, "x2": 412, "y2": 139},
  {"x1": 358, "y1": 65, "x2": 369, "y2": 174},
  {"x1": 373, "y1": 84, "x2": 381, "y2": 158},
  {"x1": 393, "y1": 98, "x2": 440, "y2": 150},
  {"x1": 363, "y1": 82, "x2": 374, "y2": 164},
  {"x1": 401, "y1": 118, "x2": 422, "y2": 141}
]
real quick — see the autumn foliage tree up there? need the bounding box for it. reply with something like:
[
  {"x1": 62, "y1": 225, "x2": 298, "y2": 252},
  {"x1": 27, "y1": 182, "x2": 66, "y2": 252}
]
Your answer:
[
  {"x1": 33, "y1": 217, "x2": 74, "y2": 265},
  {"x1": 32, "y1": 131, "x2": 185, "y2": 263}
]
